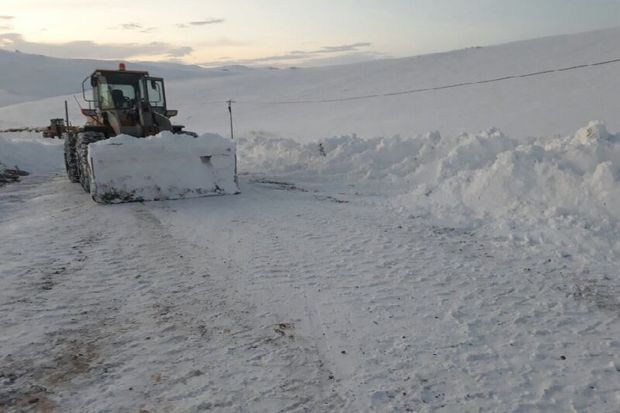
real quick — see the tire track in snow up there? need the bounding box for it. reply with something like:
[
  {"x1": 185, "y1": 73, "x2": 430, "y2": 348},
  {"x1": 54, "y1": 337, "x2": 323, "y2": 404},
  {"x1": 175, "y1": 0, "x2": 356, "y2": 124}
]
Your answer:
[
  {"x1": 2, "y1": 177, "x2": 342, "y2": 412},
  {"x1": 153, "y1": 178, "x2": 620, "y2": 412},
  {"x1": 2, "y1": 175, "x2": 619, "y2": 412},
  {"x1": 164, "y1": 196, "x2": 348, "y2": 412},
  {"x1": 0, "y1": 177, "x2": 132, "y2": 411},
  {"x1": 246, "y1": 217, "x2": 348, "y2": 409}
]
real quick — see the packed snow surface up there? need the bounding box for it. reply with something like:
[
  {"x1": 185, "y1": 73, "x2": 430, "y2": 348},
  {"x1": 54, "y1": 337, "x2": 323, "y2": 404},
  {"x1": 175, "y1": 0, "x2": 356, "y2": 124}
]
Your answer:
[{"x1": 89, "y1": 132, "x2": 238, "y2": 203}]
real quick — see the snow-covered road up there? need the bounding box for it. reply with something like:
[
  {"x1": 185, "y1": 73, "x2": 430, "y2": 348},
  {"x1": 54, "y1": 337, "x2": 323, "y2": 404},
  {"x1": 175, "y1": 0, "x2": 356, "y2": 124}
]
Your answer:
[{"x1": 1, "y1": 173, "x2": 618, "y2": 412}]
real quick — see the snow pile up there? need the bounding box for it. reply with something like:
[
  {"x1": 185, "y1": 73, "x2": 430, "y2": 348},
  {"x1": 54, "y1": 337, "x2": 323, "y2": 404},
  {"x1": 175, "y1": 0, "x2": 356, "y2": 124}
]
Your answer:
[
  {"x1": 239, "y1": 122, "x2": 620, "y2": 252},
  {"x1": 89, "y1": 132, "x2": 239, "y2": 203},
  {"x1": 400, "y1": 121, "x2": 620, "y2": 221},
  {"x1": 0, "y1": 132, "x2": 63, "y2": 174}
]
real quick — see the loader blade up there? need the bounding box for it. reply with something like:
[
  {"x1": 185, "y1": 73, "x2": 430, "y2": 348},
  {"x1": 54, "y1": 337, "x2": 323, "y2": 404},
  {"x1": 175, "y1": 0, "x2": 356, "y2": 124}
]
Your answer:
[{"x1": 87, "y1": 132, "x2": 239, "y2": 204}]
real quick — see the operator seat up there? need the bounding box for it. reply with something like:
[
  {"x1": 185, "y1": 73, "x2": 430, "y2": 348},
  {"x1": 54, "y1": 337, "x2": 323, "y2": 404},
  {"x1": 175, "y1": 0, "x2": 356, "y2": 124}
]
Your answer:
[{"x1": 111, "y1": 89, "x2": 126, "y2": 108}]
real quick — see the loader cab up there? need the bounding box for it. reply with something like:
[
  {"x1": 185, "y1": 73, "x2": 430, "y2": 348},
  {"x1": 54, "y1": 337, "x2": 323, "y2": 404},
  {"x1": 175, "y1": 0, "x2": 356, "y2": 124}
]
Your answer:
[
  {"x1": 81, "y1": 64, "x2": 176, "y2": 137},
  {"x1": 93, "y1": 73, "x2": 167, "y2": 112}
]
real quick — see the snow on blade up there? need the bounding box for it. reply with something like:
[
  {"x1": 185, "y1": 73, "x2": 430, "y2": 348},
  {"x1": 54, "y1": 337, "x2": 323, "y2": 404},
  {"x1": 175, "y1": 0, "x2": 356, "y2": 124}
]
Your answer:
[{"x1": 88, "y1": 132, "x2": 239, "y2": 203}]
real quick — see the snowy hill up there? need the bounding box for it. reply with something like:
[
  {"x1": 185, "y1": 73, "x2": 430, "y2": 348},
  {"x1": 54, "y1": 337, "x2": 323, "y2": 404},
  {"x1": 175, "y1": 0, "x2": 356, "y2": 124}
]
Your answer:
[
  {"x1": 170, "y1": 26, "x2": 620, "y2": 141},
  {"x1": 0, "y1": 49, "x2": 252, "y2": 107},
  {"x1": 4, "y1": 27, "x2": 620, "y2": 139}
]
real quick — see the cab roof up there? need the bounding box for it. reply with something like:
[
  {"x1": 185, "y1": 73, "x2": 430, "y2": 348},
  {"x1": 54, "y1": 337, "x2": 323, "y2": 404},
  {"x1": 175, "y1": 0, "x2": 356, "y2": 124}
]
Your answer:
[{"x1": 93, "y1": 69, "x2": 150, "y2": 76}]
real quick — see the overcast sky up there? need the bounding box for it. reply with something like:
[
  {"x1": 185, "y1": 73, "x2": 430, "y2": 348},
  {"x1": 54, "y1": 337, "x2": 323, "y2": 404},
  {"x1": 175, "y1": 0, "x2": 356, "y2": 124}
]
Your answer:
[{"x1": 1, "y1": 0, "x2": 619, "y2": 67}]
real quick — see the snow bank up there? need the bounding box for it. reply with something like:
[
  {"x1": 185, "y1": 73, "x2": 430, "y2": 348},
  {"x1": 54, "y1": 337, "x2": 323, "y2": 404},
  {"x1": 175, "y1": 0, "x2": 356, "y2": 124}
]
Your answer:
[
  {"x1": 88, "y1": 132, "x2": 239, "y2": 203},
  {"x1": 239, "y1": 122, "x2": 620, "y2": 253},
  {"x1": 396, "y1": 122, "x2": 620, "y2": 221},
  {"x1": 0, "y1": 132, "x2": 63, "y2": 174}
]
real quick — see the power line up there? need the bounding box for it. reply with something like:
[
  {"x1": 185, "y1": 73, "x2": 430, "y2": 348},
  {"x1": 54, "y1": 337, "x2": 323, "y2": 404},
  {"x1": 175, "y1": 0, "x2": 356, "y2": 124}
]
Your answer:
[{"x1": 226, "y1": 56, "x2": 620, "y2": 106}]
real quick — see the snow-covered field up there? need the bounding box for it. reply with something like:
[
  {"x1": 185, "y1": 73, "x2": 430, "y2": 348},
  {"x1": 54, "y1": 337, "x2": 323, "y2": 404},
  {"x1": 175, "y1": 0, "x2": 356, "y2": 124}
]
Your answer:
[
  {"x1": 1, "y1": 27, "x2": 619, "y2": 412},
  {"x1": 2, "y1": 27, "x2": 620, "y2": 140}
]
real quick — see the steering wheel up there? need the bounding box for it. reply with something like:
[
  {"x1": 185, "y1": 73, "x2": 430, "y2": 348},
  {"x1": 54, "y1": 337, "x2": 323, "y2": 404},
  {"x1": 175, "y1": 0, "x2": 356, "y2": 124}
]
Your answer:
[{"x1": 123, "y1": 96, "x2": 136, "y2": 109}]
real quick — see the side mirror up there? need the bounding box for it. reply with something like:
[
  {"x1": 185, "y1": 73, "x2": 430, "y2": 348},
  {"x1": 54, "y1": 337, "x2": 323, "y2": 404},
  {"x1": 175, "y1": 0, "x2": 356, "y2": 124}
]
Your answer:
[{"x1": 165, "y1": 110, "x2": 178, "y2": 118}]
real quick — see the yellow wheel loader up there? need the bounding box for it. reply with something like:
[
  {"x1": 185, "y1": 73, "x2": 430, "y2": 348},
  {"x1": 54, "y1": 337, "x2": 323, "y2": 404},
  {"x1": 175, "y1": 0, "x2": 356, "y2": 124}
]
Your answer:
[{"x1": 64, "y1": 63, "x2": 239, "y2": 203}]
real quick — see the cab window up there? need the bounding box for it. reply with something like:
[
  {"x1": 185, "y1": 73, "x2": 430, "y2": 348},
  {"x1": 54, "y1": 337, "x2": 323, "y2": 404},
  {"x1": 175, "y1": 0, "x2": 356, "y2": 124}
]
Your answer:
[{"x1": 146, "y1": 79, "x2": 165, "y2": 108}]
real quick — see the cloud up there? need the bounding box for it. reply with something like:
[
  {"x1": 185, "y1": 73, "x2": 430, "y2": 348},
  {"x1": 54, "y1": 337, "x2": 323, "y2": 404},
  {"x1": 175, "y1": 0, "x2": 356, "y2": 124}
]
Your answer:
[
  {"x1": 120, "y1": 23, "x2": 142, "y2": 30},
  {"x1": 177, "y1": 18, "x2": 225, "y2": 28},
  {"x1": 197, "y1": 37, "x2": 248, "y2": 47},
  {"x1": 116, "y1": 23, "x2": 156, "y2": 33},
  {"x1": 0, "y1": 16, "x2": 14, "y2": 20},
  {"x1": 0, "y1": 32, "x2": 192, "y2": 59},
  {"x1": 163, "y1": 46, "x2": 193, "y2": 57},
  {"x1": 190, "y1": 18, "x2": 225, "y2": 26},
  {"x1": 318, "y1": 42, "x2": 372, "y2": 53},
  {"x1": 201, "y1": 42, "x2": 375, "y2": 67}
]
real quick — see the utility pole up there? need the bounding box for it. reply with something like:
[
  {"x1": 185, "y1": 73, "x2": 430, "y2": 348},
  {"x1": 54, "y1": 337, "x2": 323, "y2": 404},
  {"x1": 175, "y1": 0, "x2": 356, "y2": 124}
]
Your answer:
[
  {"x1": 227, "y1": 100, "x2": 238, "y2": 186},
  {"x1": 227, "y1": 100, "x2": 235, "y2": 140},
  {"x1": 64, "y1": 100, "x2": 70, "y2": 126}
]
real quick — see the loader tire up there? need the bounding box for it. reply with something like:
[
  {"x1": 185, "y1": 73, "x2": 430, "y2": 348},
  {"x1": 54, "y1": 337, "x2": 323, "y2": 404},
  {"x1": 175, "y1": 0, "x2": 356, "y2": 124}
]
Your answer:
[
  {"x1": 64, "y1": 133, "x2": 79, "y2": 183},
  {"x1": 76, "y1": 131, "x2": 106, "y2": 193}
]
